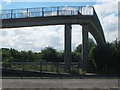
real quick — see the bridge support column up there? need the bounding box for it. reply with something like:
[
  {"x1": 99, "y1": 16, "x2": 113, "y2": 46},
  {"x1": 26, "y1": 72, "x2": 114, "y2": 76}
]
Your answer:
[
  {"x1": 64, "y1": 24, "x2": 72, "y2": 72},
  {"x1": 82, "y1": 25, "x2": 89, "y2": 71}
]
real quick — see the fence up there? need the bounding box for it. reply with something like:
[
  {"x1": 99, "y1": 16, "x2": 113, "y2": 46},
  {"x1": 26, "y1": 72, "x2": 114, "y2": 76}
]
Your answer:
[
  {"x1": 3, "y1": 61, "x2": 80, "y2": 74},
  {"x1": 0, "y1": 6, "x2": 94, "y2": 19}
]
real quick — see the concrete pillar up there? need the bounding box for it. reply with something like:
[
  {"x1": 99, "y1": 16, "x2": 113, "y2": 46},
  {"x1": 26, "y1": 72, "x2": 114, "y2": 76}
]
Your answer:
[
  {"x1": 82, "y1": 25, "x2": 89, "y2": 71},
  {"x1": 64, "y1": 24, "x2": 72, "y2": 72}
]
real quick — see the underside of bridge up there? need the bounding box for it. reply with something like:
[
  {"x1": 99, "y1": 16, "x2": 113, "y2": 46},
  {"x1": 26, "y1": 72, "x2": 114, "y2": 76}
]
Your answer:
[{"x1": 0, "y1": 6, "x2": 106, "y2": 72}]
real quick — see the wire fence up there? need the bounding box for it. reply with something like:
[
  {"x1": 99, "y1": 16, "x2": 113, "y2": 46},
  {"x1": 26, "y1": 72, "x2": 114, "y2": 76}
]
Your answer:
[
  {"x1": 0, "y1": 6, "x2": 94, "y2": 19},
  {"x1": 2, "y1": 61, "x2": 80, "y2": 74}
]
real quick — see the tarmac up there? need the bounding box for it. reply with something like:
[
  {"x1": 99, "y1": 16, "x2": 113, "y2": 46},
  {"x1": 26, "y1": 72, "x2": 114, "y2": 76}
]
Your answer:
[{"x1": 1, "y1": 79, "x2": 120, "y2": 90}]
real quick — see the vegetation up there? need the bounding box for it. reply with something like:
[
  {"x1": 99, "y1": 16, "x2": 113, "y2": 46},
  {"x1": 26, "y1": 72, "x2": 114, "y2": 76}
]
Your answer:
[
  {"x1": 92, "y1": 40, "x2": 119, "y2": 74},
  {"x1": 1, "y1": 39, "x2": 119, "y2": 75}
]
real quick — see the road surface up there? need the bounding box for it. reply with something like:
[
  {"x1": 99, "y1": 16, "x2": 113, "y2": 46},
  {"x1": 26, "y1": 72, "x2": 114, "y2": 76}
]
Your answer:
[{"x1": 2, "y1": 79, "x2": 120, "y2": 89}]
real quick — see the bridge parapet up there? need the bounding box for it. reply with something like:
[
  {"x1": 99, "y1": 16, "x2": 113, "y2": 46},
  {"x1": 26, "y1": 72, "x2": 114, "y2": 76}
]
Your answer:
[{"x1": 0, "y1": 6, "x2": 94, "y2": 19}]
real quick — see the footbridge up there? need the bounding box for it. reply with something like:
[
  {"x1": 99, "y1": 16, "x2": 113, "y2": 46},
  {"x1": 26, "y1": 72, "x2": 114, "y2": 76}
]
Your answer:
[{"x1": 0, "y1": 6, "x2": 106, "y2": 72}]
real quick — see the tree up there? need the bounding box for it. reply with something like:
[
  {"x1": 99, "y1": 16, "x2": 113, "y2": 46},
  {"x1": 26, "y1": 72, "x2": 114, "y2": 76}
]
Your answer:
[
  {"x1": 74, "y1": 38, "x2": 97, "y2": 72},
  {"x1": 92, "y1": 44, "x2": 108, "y2": 72},
  {"x1": 57, "y1": 52, "x2": 64, "y2": 62},
  {"x1": 10, "y1": 48, "x2": 19, "y2": 59},
  {"x1": 41, "y1": 47, "x2": 58, "y2": 62},
  {"x1": 2, "y1": 48, "x2": 12, "y2": 62},
  {"x1": 88, "y1": 38, "x2": 96, "y2": 72},
  {"x1": 75, "y1": 44, "x2": 82, "y2": 53},
  {"x1": 92, "y1": 40, "x2": 119, "y2": 74},
  {"x1": 88, "y1": 38, "x2": 96, "y2": 52},
  {"x1": 72, "y1": 52, "x2": 81, "y2": 62},
  {"x1": 75, "y1": 38, "x2": 96, "y2": 53}
]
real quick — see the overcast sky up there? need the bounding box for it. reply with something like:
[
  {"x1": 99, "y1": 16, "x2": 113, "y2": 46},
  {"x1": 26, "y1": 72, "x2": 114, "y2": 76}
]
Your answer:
[{"x1": 0, "y1": 1, "x2": 118, "y2": 52}]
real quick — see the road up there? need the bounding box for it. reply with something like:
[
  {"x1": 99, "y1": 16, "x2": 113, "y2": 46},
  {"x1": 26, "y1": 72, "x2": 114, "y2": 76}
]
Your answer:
[{"x1": 2, "y1": 79, "x2": 119, "y2": 89}]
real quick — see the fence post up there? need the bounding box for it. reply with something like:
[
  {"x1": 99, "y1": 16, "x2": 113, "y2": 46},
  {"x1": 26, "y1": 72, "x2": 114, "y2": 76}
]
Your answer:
[
  {"x1": 57, "y1": 62, "x2": 59, "y2": 74},
  {"x1": 77, "y1": 62, "x2": 79, "y2": 73},
  {"x1": 40, "y1": 61, "x2": 42, "y2": 73},
  {"x1": 4, "y1": 60, "x2": 7, "y2": 69},
  {"x1": 40, "y1": 61, "x2": 42, "y2": 78},
  {"x1": 22, "y1": 62, "x2": 24, "y2": 71}
]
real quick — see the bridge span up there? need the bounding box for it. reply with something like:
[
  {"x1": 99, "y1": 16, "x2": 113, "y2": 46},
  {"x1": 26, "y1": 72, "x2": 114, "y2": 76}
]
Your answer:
[{"x1": 0, "y1": 6, "x2": 106, "y2": 72}]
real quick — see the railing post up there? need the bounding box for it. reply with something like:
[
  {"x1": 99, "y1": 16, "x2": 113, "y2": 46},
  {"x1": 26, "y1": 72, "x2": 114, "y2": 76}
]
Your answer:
[
  {"x1": 93, "y1": 7, "x2": 96, "y2": 15},
  {"x1": 78, "y1": 60, "x2": 80, "y2": 73},
  {"x1": 40, "y1": 61, "x2": 42, "y2": 78},
  {"x1": 4, "y1": 60, "x2": 7, "y2": 69},
  {"x1": 22, "y1": 62, "x2": 25, "y2": 71},
  {"x1": 57, "y1": 7, "x2": 59, "y2": 16},
  {"x1": 27, "y1": 8, "x2": 29, "y2": 17},
  {"x1": 11, "y1": 9, "x2": 13, "y2": 19},
  {"x1": 81, "y1": 6, "x2": 82, "y2": 15},
  {"x1": 42, "y1": 7, "x2": 44, "y2": 17},
  {"x1": 57, "y1": 62, "x2": 59, "y2": 74}
]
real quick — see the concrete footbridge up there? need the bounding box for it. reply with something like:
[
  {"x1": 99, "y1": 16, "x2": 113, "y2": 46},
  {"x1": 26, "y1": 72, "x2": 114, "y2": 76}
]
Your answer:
[{"x1": 0, "y1": 6, "x2": 106, "y2": 72}]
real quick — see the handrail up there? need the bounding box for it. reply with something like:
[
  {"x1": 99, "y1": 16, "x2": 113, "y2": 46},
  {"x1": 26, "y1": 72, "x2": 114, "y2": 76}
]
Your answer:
[{"x1": 0, "y1": 6, "x2": 94, "y2": 19}]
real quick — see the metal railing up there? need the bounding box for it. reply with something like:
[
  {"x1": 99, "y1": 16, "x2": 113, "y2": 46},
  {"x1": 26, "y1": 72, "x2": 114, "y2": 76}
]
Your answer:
[
  {"x1": 3, "y1": 61, "x2": 80, "y2": 74},
  {"x1": 0, "y1": 6, "x2": 94, "y2": 19}
]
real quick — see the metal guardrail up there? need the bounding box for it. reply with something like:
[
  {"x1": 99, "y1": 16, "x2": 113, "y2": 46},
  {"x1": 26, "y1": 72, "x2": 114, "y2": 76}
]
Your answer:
[{"x1": 0, "y1": 6, "x2": 94, "y2": 19}]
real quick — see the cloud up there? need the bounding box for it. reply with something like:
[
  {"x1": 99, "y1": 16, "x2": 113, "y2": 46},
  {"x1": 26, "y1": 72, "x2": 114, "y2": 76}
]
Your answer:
[
  {"x1": 0, "y1": 25, "x2": 83, "y2": 52},
  {"x1": 94, "y1": 2, "x2": 118, "y2": 42},
  {"x1": 0, "y1": 26, "x2": 65, "y2": 52},
  {"x1": 4, "y1": 0, "x2": 11, "y2": 4},
  {"x1": 96, "y1": 0, "x2": 119, "y2": 2},
  {"x1": 102, "y1": 14, "x2": 118, "y2": 32},
  {"x1": 44, "y1": 6, "x2": 78, "y2": 16},
  {"x1": 4, "y1": 0, "x2": 119, "y2": 2},
  {"x1": 5, "y1": 0, "x2": 96, "y2": 2},
  {"x1": 94, "y1": 2, "x2": 118, "y2": 18},
  {"x1": 0, "y1": 4, "x2": 1, "y2": 10},
  {"x1": 44, "y1": 6, "x2": 94, "y2": 16},
  {"x1": 72, "y1": 25, "x2": 82, "y2": 51},
  {"x1": 104, "y1": 29, "x2": 118, "y2": 42}
]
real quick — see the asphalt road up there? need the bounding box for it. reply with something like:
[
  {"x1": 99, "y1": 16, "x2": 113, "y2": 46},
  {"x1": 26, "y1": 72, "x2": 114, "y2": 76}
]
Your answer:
[{"x1": 2, "y1": 79, "x2": 119, "y2": 88}]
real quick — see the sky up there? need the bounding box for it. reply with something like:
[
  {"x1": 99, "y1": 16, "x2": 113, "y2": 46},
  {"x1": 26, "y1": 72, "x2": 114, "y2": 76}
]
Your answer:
[{"x1": 0, "y1": 0, "x2": 119, "y2": 52}]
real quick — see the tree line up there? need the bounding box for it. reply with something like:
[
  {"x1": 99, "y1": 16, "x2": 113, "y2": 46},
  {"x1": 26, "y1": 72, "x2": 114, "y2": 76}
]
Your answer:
[{"x1": 1, "y1": 39, "x2": 119, "y2": 74}]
